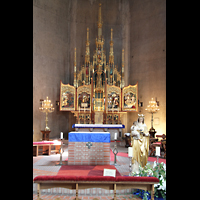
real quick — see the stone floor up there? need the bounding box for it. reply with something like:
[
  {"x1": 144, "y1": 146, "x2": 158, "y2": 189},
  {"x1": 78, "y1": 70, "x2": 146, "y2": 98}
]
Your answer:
[{"x1": 33, "y1": 140, "x2": 162, "y2": 199}]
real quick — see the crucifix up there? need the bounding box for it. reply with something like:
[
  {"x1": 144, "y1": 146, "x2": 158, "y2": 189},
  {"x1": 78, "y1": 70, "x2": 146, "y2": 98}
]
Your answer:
[{"x1": 86, "y1": 142, "x2": 93, "y2": 149}]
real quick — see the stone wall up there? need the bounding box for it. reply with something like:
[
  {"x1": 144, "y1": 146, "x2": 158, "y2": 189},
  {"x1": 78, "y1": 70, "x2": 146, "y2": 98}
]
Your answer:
[
  {"x1": 33, "y1": 0, "x2": 76, "y2": 141},
  {"x1": 33, "y1": 0, "x2": 166, "y2": 141},
  {"x1": 127, "y1": 0, "x2": 166, "y2": 135}
]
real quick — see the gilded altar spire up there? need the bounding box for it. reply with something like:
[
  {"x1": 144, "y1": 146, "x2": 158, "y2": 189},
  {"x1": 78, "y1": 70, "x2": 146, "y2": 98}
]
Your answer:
[
  {"x1": 74, "y1": 48, "x2": 77, "y2": 87},
  {"x1": 109, "y1": 28, "x2": 114, "y2": 65},
  {"x1": 85, "y1": 28, "x2": 90, "y2": 64},
  {"x1": 97, "y1": 3, "x2": 103, "y2": 39},
  {"x1": 121, "y1": 49, "x2": 125, "y2": 88}
]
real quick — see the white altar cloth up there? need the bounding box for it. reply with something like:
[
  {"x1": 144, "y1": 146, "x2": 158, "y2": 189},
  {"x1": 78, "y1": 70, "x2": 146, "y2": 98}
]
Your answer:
[{"x1": 72, "y1": 124, "x2": 125, "y2": 128}]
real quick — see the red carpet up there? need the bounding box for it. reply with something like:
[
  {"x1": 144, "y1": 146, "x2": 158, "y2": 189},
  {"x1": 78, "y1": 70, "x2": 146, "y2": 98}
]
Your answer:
[
  {"x1": 57, "y1": 165, "x2": 121, "y2": 176},
  {"x1": 147, "y1": 156, "x2": 166, "y2": 164},
  {"x1": 110, "y1": 149, "x2": 166, "y2": 163}
]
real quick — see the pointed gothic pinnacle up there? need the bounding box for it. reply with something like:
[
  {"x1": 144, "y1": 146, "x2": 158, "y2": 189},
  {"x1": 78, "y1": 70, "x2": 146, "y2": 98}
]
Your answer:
[
  {"x1": 122, "y1": 49, "x2": 124, "y2": 63},
  {"x1": 98, "y1": 3, "x2": 102, "y2": 23},
  {"x1": 87, "y1": 27, "x2": 89, "y2": 41},
  {"x1": 74, "y1": 48, "x2": 76, "y2": 67},
  {"x1": 98, "y1": 3, "x2": 103, "y2": 27}
]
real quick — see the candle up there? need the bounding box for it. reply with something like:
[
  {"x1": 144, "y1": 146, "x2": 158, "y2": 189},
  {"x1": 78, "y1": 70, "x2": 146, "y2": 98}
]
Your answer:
[
  {"x1": 114, "y1": 132, "x2": 117, "y2": 140},
  {"x1": 128, "y1": 147, "x2": 133, "y2": 157},
  {"x1": 155, "y1": 147, "x2": 160, "y2": 156},
  {"x1": 60, "y1": 132, "x2": 63, "y2": 139}
]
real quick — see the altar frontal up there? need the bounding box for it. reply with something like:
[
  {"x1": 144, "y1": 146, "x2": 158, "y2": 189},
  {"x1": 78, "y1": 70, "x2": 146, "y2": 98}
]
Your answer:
[{"x1": 68, "y1": 132, "x2": 110, "y2": 165}]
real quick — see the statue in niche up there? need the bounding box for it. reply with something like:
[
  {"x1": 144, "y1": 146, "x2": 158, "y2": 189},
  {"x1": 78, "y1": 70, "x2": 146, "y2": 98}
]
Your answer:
[{"x1": 130, "y1": 114, "x2": 150, "y2": 174}]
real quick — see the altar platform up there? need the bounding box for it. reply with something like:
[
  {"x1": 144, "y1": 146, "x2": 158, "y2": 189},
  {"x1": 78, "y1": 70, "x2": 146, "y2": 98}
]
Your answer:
[
  {"x1": 33, "y1": 141, "x2": 134, "y2": 199},
  {"x1": 33, "y1": 140, "x2": 166, "y2": 199}
]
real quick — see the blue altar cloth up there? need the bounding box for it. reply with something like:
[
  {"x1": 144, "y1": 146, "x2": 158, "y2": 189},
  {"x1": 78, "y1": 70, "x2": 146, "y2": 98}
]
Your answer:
[
  {"x1": 72, "y1": 124, "x2": 125, "y2": 129},
  {"x1": 68, "y1": 132, "x2": 110, "y2": 143}
]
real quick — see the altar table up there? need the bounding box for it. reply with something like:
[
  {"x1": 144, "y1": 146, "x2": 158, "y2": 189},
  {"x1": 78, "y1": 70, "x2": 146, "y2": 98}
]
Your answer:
[
  {"x1": 68, "y1": 132, "x2": 110, "y2": 165},
  {"x1": 72, "y1": 124, "x2": 125, "y2": 141}
]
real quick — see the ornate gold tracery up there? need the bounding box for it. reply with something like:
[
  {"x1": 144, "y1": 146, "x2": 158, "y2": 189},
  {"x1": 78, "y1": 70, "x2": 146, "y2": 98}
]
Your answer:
[{"x1": 60, "y1": 3, "x2": 138, "y2": 123}]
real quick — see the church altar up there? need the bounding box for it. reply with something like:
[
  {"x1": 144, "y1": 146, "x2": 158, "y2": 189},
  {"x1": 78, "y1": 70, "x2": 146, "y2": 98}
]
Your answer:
[
  {"x1": 68, "y1": 132, "x2": 110, "y2": 165},
  {"x1": 72, "y1": 123, "x2": 125, "y2": 140},
  {"x1": 59, "y1": 4, "x2": 139, "y2": 166}
]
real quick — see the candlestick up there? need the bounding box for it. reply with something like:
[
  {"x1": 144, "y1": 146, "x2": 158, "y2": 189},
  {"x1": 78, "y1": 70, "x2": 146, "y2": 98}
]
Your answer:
[
  {"x1": 56, "y1": 138, "x2": 64, "y2": 166},
  {"x1": 128, "y1": 147, "x2": 133, "y2": 157},
  {"x1": 39, "y1": 96, "x2": 54, "y2": 131},
  {"x1": 112, "y1": 140, "x2": 120, "y2": 166},
  {"x1": 60, "y1": 132, "x2": 63, "y2": 139},
  {"x1": 129, "y1": 157, "x2": 132, "y2": 176},
  {"x1": 155, "y1": 146, "x2": 160, "y2": 156},
  {"x1": 114, "y1": 132, "x2": 117, "y2": 140}
]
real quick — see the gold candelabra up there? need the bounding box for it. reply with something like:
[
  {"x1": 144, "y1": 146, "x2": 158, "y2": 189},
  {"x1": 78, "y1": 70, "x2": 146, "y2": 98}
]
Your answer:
[
  {"x1": 39, "y1": 96, "x2": 54, "y2": 131},
  {"x1": 145, "y1": 98, "x2": 159, "y2": 136}
]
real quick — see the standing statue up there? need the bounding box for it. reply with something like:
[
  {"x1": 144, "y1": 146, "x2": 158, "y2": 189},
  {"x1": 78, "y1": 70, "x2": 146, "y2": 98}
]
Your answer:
[{"x1": 130, "y1": 114, "x2": 149, "y2": 174}]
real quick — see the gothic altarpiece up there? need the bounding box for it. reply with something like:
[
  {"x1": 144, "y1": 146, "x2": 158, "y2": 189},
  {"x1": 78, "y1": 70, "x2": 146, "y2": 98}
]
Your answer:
[{"x1": 60, "y1": 4, "x2": 138, "y2": 125}]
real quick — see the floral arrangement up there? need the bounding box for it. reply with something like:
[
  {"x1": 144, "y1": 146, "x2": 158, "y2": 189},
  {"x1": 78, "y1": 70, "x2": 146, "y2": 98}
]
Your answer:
[{"x1": 132, "y1": 161, "x2": 166, "y2": 200}]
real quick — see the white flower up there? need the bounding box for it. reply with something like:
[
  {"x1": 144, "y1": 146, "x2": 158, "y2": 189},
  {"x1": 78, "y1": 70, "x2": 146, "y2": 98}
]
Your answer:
[
  {"x1": 163, "y1": 163, "x2": 166, "y2": 171},
  {"x1": 162, "y1": 179, "x2": 166, "y2": 190},
  {"x1": 154, "y1": 183, "x2": 159, "y2": 188}
]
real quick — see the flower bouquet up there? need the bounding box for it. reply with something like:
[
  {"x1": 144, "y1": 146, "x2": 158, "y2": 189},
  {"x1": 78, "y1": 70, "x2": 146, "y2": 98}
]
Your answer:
[{"x1": 132, "y1": 161, "x2": 166, "y2": 200}]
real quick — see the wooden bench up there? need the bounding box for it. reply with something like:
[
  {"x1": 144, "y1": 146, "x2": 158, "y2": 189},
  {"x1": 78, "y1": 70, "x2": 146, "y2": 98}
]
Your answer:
[
  {"x1": 33, "y1": 141, "x2": 61, "y2": 156},
  {"x1": 149, "y1": 134, "x2": 166, "y2": 158},
  {"x1": 33, "y1": 175, "x2": 159, "y2": 200}
]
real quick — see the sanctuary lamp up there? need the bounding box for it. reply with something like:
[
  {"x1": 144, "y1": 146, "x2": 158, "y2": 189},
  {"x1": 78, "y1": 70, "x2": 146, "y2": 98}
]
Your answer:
[
  {"x1": 145, "y1": 98, "x2": 159, "y2": 138},
  {"x1": 39, "y1": 96, "x2": 54, "y2": 131}
]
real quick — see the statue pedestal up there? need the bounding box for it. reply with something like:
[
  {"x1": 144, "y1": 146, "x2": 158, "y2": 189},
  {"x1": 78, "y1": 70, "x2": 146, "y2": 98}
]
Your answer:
[
  {"x1": 124, "y1": 133, "x2": 131, "y2": 148},
  {"x1": 132, "y1": 160, "x2": 139, "y2": 175},
  {"x1": 41, "y1": 130, "x2": 51, "y2": 141},
  {"x1": 149, "y1": 127, "x2": 156, "y2": 138}
]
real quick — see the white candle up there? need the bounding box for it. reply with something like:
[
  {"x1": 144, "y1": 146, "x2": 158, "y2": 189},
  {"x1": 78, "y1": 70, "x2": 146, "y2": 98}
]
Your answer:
[
  {"x1": 156, "y1": 147, "x2": 160, "y2": 156},
  {"x1": 114, "y1": 132, "x2": 117, "y2": 140},
  {"x1": 128, "y1": 147, "x2": 133, "y2": 157},
  {"x1": 60, "y1": 132, "x2": 63, "y2": 139}
]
